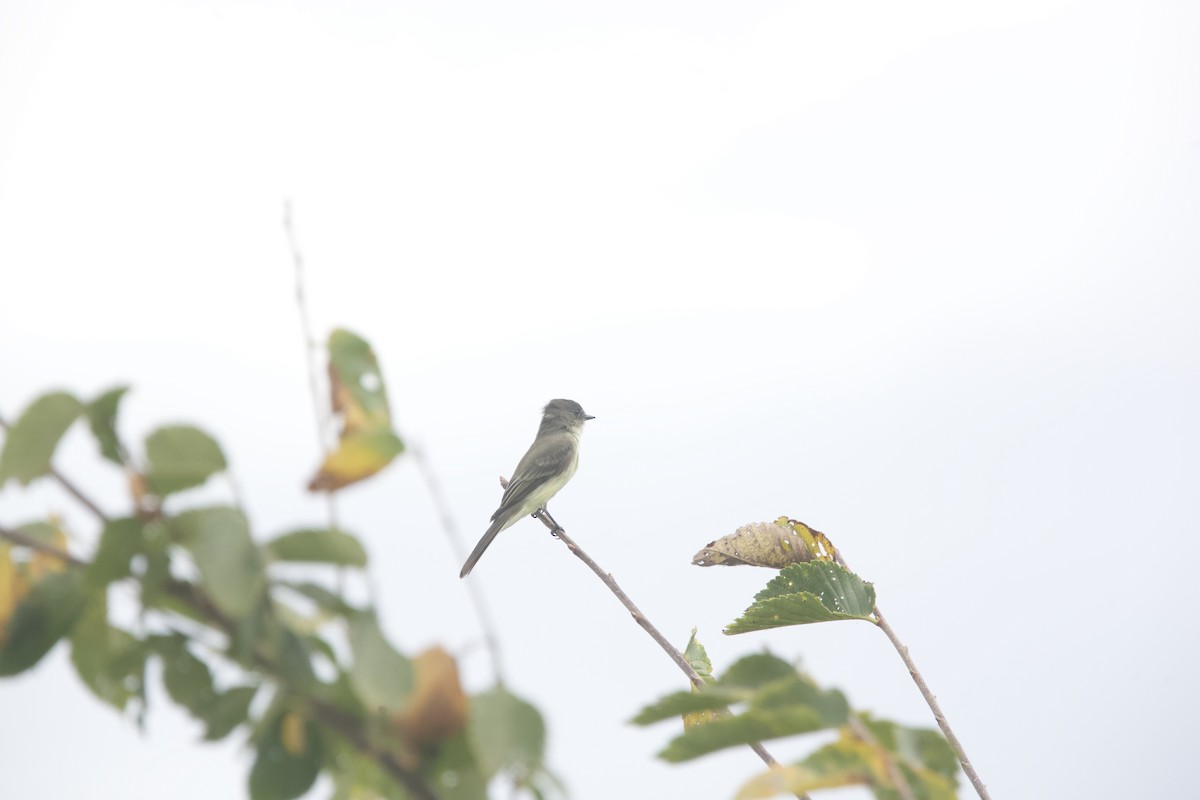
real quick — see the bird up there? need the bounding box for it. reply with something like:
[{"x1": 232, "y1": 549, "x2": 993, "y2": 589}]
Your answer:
[{"x1": 460, "y1": 399, "x2": 594, "y2": 577}]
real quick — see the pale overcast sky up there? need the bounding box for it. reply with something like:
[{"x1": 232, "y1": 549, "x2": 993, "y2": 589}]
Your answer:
[{"x1": 2, "y1": 1, "x2": 1198, "y2": 799}]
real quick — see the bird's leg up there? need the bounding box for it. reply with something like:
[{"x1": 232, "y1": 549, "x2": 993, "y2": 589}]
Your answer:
[{"x1": 535, "y1": 507, "x2": 563, "y2": 538}]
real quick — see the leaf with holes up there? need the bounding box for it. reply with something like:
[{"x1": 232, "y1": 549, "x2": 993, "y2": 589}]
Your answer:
[
  {"x1": 725, "y1": 562, "x2": 876, "y2": 634},
  {"x1": 307, "y1": 329, "x2": 404, "y2": 493}
]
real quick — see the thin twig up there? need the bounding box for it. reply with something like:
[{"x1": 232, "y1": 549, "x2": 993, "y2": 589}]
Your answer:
[
  {"x1": 832, "y1": 551, "x2": 990, "y2": 799},
  {"x1": 506, "y1": 486, "x2": 800, "y2": 796},
  {"x1": 283, "y1": 201, "x2": 341, "y2": 535},
  {"x1": 873, "y1": 606, "x2": 991, "y2": 800},
  {"x1": 413, "y1": 444, "x2": 505, "y2": 683}
]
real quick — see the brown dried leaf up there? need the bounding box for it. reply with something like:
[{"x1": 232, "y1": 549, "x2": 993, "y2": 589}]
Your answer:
[
  {"x1": 393, "y1": 646, "x2": 468, "y2": 747},
  {"x1": 692, "y1": 521, "x2": 816, "y2": 568},
  {"x1": 127, "y1": 468, "x2": 154, "y2": 515}
]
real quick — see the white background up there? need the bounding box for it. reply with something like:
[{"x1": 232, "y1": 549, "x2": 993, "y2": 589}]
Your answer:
[{"x1": 2, "y1": 1, "x2": 1198, "y2": 798}]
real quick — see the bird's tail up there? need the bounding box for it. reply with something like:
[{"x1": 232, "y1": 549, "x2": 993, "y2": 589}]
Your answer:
[{"x1": 459, "y1": 517, "x2": 507, "y2": 578}]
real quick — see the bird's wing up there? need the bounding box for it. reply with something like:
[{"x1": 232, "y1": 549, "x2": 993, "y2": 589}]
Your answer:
[{"x1": 492, "y1": 438, "x2": 575, "y2": 520}]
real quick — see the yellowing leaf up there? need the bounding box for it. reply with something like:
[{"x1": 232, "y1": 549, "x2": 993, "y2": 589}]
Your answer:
[
  {"x1": 737, "y1": 724, "x2": 959, "y2": 800},
  {"x1": 308, "y1": 429, "x2": 403, "y2": 492},
  {"x1": 682, "y1": 629, "x2": 719, "y2": 730},
  {"x1": 394, "y1": 647, "x2": 468, "y2": 747},
  {"x1": 777, "y1": 517, "x2": 838, "y2": 562},
  {"x1": 0, "y1": 545, "x2": 17, "y2": 645},
  {"x1": 281, "y1": 711, "x2": 308, "y2": 756},
  {"x1": 307, "y1": 330, "x2": 404, "y2": 493}
]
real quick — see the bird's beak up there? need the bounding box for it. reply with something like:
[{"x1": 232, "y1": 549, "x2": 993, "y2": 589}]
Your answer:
[{"x1": 584, "y1": 414, "x2": 596, "y2": 421}]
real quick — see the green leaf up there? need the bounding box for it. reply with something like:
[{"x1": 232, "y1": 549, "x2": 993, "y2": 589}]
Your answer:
[
  {"x1": 203, "y1": 685, "x2": 258, "y2": 741},
  {"x1": 137, "y1": 522, "x2": 172, "y2": 607},
  {"x1": 862, "y1": 715, "x2": 960, "y2": 781},
  {"x1": 887, "y1": 762, "x2": 959, "y2": 800},
  {"x1": 638, "y1": 656, "x2": 849, "y2": 765},
  {"x1": 144, "y1": 424, "x2": 227, "y2": 495},
  {"x1": 325, "y1": 736, "x2": 408, "y2": 800},
  {"x1": 276, "y1": 581, "x2": 359, "y2": 616},
  {"x1": 725, "y1": 562, "x2": 876, "y2": 634},
  {"x1": 172, "y1": 507, "x2": 266, "y2": 619},
  {"x1": 273, "y1": 626, "x2": 318, "y2": 688},
  {"x1": 0, "y1": 570, "x2": 88, "y2": 675},
  {"x1": 328, "y1": 328, "x2": 394, "y2": 426},
  {"x1": 0, "y1": 391, "x2": 84, "y2": 486},
  {"x1": 631, "y1": 688, "x2": 744, "y2": 725},
  {"x1": 86, "y1": 385, "x2": 129, "y2": 465},
  {"x1": 468, "y1": 685, "x2": 547, "y2": 779},
  {"x1": 683, "y1": 628, "x2": 714, "y2": 683},
  {"x1": 718, "y1": 653, "x2": 798, "y2": 689},
  {"x1": 249, "y1": 710, "x2": 323, "y2": 800},
  {"x1": 429, "y1": 731, "x2": 489, "y2": 800},
  {"x1": 158, "y1": 635, "x2": 217, "y2": 716},
  {"x1": 264, "y1": 528, "x2": 367, "y2": 567},
  {"x1": 69, "y1": 594, "x2": 139, "y2": 709},
  {"x1": 307, "y1": 329, "x2": 405, "y2": 492},
  {"x1": 659, "y1": 705, "x2": 828, "y2": 762},
  {"x1": 347, "y1": 612, "x2": 412, "y2": 713},
  {"x1": 634, "y1": 654, "x2": 837, "y2": 725},
  {"x1": 87, "y1": 517, "x2": 146, "y2": 588}
]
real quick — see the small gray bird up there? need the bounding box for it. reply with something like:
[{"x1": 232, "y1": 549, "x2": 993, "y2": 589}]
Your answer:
[{"x1": 460, "y1": 399, "x2": 594, "y2": 577}]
